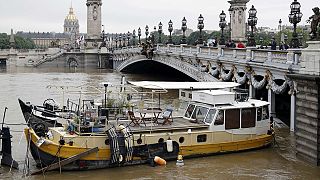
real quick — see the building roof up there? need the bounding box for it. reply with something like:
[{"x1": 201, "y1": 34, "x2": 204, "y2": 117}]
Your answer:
[{"x1": 16, "y1": 31, "x2": 70, "y2": 39}]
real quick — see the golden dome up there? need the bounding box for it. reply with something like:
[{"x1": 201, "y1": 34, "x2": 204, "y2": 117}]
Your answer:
[{"x1": 65, "y1": 7, "x2": 77, "y2": 21}]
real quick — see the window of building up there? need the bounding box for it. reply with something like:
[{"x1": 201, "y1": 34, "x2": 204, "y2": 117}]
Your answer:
[
  {"x1": 205, "y1": 109, "x2": 217, "y2": 124},
  {"x1": 214, "y1": 110, "x2": 224, "y2": 125},
  {"x1": 241, "y1": 108, "x2": 256, "y2": 128},
  {"x1": 225, "y1": 109, "x2": 240, "y2": 129},
  {"x1": 181, "y1": 91, "x2": 185, "y2": 97}
]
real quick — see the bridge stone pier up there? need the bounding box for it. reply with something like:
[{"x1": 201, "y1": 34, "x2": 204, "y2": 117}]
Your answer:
[{"x1": 112, "y1": 43, "x2": 320, "y2": 166}]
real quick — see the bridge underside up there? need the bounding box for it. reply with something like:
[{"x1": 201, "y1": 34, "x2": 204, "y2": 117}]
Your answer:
[{"x1": 121, "y1": 60, "x2": 196, "y2": 81}]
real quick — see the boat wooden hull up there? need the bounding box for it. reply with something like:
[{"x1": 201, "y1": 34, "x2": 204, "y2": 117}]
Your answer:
[
  {"x1": 25, "y1": 128, "x2": 273, "y2": 171},
  {"x1": 25, "y1": 128, "x2": 180, "y2": 170}
]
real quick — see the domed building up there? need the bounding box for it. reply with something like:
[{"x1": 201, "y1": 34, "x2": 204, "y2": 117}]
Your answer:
[{"x1": 64, "y1": 6, "x2": 79, "y2": 35}]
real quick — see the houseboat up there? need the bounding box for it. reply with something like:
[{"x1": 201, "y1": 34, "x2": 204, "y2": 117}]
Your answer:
[{"x1": 24, "y1": 81, "x2": 274, "y2": 171}]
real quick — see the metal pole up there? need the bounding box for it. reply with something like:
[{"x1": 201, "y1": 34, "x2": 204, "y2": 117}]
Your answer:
[{"x1": 2, "y1": 107, "x2": 8, "y2": 129}]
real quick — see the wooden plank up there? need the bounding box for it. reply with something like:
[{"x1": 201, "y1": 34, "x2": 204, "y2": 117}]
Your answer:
[{"x1": 31, "y1": 147, "x2": 99, "y2": 175}]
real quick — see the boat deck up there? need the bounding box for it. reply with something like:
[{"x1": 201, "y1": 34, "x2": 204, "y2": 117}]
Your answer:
[
  {"x1": 60, "y1": 117, "x2": 210, "y2": 137},
  {"x1": 114, "y1": 117, "x2": 209, "y2": 133}
]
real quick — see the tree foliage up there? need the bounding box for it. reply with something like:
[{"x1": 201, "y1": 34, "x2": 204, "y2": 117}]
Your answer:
[{"x1": 0, "y1": 33, "x2": 35, "y2": 49}]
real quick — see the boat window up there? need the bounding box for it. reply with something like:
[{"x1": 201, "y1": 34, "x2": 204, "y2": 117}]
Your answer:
[
  {"x1": 197, "y1": 134, "x2": 207, "y2": 143},
  {"x1": 191, "y1": 106, "x2": 209, "y2": 122},
  {"x1": 241, "y1": 108, "x2": 256, "y2": 128},
  {"x1": 257, "y1": 107, "x2": 262, "y2": 121},
  {"x1": 184, "y1": 104, "x2": 195, "y2": 118},
  {"x1": 205, "y1": 109, "x2": 217, "y2": 124},
  {"x1": 262, "y1": 106, "x2": 269, "y2": 120},
  {"x1": 214, "y1": 110, "x2": 224, "y2": 125},
  {"x1": 225, "y1": 109, "x2": 240, "y2": 130}
]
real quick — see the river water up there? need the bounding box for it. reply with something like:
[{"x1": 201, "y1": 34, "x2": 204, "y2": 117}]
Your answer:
[{"x1": 0, "y1": 67, "x2": 319, "y2": 180}]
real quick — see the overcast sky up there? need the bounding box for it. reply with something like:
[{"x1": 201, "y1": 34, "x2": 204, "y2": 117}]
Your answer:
[{"x1": 0, "y1": 0, "x2": 316, "y2": 34}]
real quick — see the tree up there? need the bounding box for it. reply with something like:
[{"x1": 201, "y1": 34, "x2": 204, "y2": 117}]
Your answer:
[{"x1": 0, "y1": 33, "x2": 10, "y2": 49}]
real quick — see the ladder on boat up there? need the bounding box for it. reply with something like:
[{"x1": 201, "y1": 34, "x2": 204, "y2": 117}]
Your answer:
[{"x1": 107, "y1": 127, "x2": 133, "y2": 165}]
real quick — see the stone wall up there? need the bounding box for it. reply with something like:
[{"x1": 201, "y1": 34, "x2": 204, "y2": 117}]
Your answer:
[{"x1": 289, "y1": 74, "x2": 320, "y2": 166}]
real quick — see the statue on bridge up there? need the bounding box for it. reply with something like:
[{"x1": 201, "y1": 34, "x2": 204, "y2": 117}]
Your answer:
[
  {"x1": 141, "y1": 42, "x2": 154, "y2": 59},
  {"x1": 307, "y1": 7, "x2": 320, "y2": 40}
]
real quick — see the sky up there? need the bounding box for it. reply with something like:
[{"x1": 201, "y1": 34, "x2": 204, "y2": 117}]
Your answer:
[{"x1": 0, "y1": 0, "x2": 316, "y2": 34}]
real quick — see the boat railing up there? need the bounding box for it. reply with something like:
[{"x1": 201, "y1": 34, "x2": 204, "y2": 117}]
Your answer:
[{"x1": 234, "y1": 88, "x2": 249, "y2": 102}]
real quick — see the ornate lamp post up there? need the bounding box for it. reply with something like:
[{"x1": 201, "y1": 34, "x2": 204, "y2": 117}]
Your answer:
[
  {"x1": 168, "y1": 20, "x2": 173, "y2": 44},
  {"x1": 158, "y1": 22, "x2": 163, "y2": 44},
  {"x1": 247, "y1": 5, "x2": 258, "y2": 47},
  {"x1": 219, "y1": 11, "x2": 227, "y2": 45},
  {"x1": 145, "y1": 25, "x2": 149, "y2": 43},
  {"x1": 132, "y1": 29, "x2": 136, "y2": 46},
  {"x1": 197, "y1": 14, "x2": 204, "y2": 45},
  {"x1": 228, "y1": 6, "x2": 233, "y2": 37},
  {"x1": 138, "y1": 27, "x2": 141, "y2": 45},
  {"x1": 279, "y1": 19, "x2": 285, "y2": 43},
  {"x1": 119, "y1": 33, "x2": 122, "y2": 48},
  {"x1": 289, "y1": 0, "x2": 302, "y2": 48},
  {"x1": 181, "y1": 17, "x2": 187, "y2": 44},
  {"x1": 122, "y1": 33, "x2": 126, "y2": 47},
  {"x1": 152, "y1": 26, "x2": 156, "y2": 45},
  {"x1": 115, "y1": 33, "x2": 118, "y2": 48},
  {"x1": 127, "y1": 31, "x2": 131, "y2": 46}
]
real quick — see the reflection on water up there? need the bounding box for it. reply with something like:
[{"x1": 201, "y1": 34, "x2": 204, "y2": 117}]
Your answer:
[{"x1": 0, "y1": 67, "x2": 319, "y2": 179}]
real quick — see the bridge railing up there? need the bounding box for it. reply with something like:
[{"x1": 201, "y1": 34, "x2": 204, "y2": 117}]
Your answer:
[{"x1": 156, "y1": 44, "x2": 301, "y2": 65}]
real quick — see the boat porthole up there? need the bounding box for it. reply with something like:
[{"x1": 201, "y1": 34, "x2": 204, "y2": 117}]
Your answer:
[
  {"x1": 158, "y1": 138, "x2": 164, "y2": 143},
  {"x1": 105, "y1": 139, "x2": 110, "y2": 145},
  {"x1": 179, "y1": 137, "x2": 185, "y2": 144},
  {"x1": 137, "y1": 138, "x2": 142, "y2": 144}
]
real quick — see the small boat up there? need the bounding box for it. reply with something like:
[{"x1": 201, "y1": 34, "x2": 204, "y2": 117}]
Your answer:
[
  {"x1": 24, "y1": 81, "x2": 274, "y2": 172},
  {"x1": 18, "y1": 98, "x2": 63, "y2": 132}
]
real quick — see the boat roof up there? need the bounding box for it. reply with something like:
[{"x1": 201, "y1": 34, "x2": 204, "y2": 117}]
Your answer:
[
  {"x1": 128, "y1": 81, "x2": 240, "y2": 90},
  {"x1": 197, "y1": 90, "x2": 235, "y2": 96}
]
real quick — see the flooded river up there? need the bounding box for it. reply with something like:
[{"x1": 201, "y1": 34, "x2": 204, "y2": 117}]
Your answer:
[{"x1": 0, "y1": 67, "x2": 319, "y2": 179}]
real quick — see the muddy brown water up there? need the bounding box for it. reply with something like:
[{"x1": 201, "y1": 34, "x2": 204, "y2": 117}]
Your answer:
[{"x1": 0, "y1": 67, "x2": 319, "y2": 180}]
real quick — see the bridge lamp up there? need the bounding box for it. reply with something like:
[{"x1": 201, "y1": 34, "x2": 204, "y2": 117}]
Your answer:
[
  {"x1": 138, "y1": 27, "x2": 141, "y2": 45},
  {"x1": 289, "y1": 0, "x2": 302, "y2": 48},
  {"x1": 219, "y1": 10, "x2": 227, "y2": 45},
  {"x1": 122, "y1": 33, "x2": 126, "y2": 47},
  {"x1": 181, "y1": 17, "x2": 187, "y2": 44},
  {"x1": 168, "y1": 20, "x2": 173, "y2": 44},
  {"x1": 119, "y1": 33, "x2": 122, "y2": 48},
  {"x1": 145, "y1": 25, "x2": 149, "y2": 43},
  {"x1": 132, "y1": 29, "x2": 136, "y2": 46},
  {"x1": 247, "y1": 5, "x2": 258, "y2": 47},
  {"x1": 127, "y1": 31, "x2": 131, "y2": 46},
  {"x1": 197, "y1": 14, "x2": 204, "y2": 45},
  {"x1": 158, "y1": 22, "x2": 163, "y2": 44}
]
